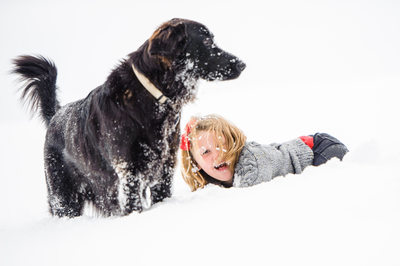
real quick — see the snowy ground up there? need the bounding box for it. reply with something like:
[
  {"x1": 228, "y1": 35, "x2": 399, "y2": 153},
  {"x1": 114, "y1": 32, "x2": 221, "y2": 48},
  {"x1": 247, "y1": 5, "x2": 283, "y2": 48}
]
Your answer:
[{"x1": 1, "y1": 1, "x2": 399, "y2": 265}]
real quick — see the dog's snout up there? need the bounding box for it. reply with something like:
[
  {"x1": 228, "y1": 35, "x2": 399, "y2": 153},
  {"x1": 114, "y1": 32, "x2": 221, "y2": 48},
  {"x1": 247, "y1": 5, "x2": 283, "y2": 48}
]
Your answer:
[{"x1": 236, "y1": 61, "x2": 246, "y2": 72}]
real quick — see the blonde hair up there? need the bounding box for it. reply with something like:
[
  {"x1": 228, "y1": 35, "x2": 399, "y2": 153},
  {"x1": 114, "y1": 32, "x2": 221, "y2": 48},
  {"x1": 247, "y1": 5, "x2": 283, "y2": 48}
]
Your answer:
[{"x1": 180, "y1": 114, "x2": 247, "y2": 191}]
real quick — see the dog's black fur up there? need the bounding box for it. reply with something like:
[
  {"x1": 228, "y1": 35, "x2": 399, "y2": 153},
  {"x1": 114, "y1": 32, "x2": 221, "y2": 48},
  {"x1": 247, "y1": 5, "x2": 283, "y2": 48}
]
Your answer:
[{"x1": 12, "y1": 18, "x2": 245, "y2": 217}]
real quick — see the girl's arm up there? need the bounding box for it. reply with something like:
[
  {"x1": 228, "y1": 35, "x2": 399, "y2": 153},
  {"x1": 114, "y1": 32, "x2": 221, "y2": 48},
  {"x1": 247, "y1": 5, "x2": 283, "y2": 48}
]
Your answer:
[
  {"x1": 232, "y1": 133, "x2": 348, "y2": 188},
  {"x1": 233, "y1": 138, "x2": 314, "y2": 187}
]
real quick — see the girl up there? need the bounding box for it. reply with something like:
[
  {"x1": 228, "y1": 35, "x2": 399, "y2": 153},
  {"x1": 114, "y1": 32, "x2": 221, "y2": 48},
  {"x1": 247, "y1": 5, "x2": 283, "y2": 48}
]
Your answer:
[{"x1": 180, "y1": 115, "x2": 348, "y2": 191}]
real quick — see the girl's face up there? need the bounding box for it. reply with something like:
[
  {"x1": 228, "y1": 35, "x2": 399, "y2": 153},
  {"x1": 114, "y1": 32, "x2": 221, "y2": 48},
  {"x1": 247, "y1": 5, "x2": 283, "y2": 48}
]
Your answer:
[{"x1": 191, "y1": 131, "x2": 234, "y2": 183}]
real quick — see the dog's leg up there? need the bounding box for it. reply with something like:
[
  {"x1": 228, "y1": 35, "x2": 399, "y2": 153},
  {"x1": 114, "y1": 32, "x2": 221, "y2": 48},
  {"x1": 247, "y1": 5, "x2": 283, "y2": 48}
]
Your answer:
[
  {"x1": 149, "y1": 155, "x2": 175, "y2": 205},
  {"x1": 150, "y1": 176, "x2": 172, "y2": 205},
  {"x1": 118, "y1": 176, "x2": 145, "y2": 214},
  {"x1": 44, "y1": 147, "x2": 85, "y2": 217},
  {"x1": 112, "y1": 159, "x2": 146, "y2": 214}
]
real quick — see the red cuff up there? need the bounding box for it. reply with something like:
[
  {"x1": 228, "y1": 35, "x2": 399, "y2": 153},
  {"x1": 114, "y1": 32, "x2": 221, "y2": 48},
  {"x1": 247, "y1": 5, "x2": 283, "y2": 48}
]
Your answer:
[{"x1": 299, "y1": 136, "x2": 314, "y2": 149}]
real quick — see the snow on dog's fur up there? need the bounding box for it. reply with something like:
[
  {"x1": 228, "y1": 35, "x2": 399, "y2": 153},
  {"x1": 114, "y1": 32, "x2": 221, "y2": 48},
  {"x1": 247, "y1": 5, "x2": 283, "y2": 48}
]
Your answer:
[{"x1": 12, "y1": 18, "x2": 245, "y2": 217}]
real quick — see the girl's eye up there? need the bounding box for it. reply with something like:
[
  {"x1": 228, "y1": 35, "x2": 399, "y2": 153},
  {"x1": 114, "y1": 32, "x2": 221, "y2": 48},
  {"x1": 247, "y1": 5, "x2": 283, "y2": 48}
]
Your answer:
[{"x1": 201, "y1": 149, "x2": 210, "y2": 156}]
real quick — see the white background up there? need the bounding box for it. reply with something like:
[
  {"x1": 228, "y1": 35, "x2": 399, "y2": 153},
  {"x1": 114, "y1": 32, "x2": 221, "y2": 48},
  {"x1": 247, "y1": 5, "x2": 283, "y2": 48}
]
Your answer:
[{"x1": 1, "y1": 0, "x2": 399, "y2": 265}]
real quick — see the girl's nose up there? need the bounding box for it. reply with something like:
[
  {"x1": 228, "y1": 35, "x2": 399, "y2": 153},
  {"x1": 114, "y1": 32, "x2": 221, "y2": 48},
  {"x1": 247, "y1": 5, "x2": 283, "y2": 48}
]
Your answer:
[
  {"x1": 211, "y1": 151, "x2": 221, "y2": 164},
  {"x1": 208, "y1": 151, "x2": 217, "y2": 163}
]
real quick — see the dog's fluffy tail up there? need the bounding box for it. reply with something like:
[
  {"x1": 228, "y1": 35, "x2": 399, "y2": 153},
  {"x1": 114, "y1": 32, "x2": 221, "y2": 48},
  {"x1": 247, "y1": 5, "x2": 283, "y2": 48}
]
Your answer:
[{"x1": 12, "y1": 55, "x2": 60, "y2": 126}]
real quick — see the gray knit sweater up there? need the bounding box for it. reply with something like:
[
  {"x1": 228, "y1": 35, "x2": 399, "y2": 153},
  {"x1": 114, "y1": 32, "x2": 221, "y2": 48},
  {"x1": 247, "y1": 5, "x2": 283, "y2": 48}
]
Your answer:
[{"x1": 233, "y1": 139, "x2": 314, "y2": 187}]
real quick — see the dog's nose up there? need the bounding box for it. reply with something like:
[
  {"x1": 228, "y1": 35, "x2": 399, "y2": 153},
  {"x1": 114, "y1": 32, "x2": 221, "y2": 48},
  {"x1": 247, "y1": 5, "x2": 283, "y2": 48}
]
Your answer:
[{"x1": 236, "y1": 61, "x2": 246, "y2": 72}]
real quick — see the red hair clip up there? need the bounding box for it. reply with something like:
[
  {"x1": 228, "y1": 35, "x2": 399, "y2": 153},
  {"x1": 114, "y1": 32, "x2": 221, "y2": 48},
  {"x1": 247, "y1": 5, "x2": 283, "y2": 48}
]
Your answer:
[{"x1": 180, "y1": 118, "x2": 197, "y2": 151}]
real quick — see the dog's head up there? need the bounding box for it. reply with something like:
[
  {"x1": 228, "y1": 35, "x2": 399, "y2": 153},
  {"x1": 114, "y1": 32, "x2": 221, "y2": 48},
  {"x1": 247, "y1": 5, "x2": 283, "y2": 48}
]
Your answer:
[{"x1": 148, "y1": 18, "x2": 246, "y2": 81}]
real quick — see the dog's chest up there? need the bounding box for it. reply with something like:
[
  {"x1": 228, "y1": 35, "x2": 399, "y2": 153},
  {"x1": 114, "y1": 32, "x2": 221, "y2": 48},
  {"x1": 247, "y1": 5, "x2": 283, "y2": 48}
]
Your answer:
[
  {"x1": 127, "y1": 111, "x2": 180, "y2": 177},
  {"x1": 145, "y1": 112, "x2": 180, "y2": 162}
]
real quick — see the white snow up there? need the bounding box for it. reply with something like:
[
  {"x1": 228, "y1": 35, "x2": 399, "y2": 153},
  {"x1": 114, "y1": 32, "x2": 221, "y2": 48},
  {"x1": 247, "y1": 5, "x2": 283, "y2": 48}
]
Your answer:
[{"x1": 1, "y1": 0, "x2": 400, "y2": 266}]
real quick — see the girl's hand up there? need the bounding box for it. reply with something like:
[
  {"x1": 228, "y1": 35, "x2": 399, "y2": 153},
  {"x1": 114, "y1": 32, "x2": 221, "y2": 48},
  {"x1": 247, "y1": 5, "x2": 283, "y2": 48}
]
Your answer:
[{"x1": 311, "y1": 133, "x2": 349, "y2": 166}]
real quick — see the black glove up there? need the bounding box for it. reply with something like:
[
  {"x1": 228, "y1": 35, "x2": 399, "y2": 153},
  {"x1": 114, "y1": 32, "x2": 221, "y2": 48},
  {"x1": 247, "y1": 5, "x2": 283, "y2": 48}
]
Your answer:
[{"x1": 312, "y1": 133, "x2": 349, "y2": 166}]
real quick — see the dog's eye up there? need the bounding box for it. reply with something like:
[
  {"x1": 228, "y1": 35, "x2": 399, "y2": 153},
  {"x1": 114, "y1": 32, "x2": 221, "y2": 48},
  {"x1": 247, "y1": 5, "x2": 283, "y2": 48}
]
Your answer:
[{"x1": 203, "y1": 38, "x2": 213, "y2": 47}]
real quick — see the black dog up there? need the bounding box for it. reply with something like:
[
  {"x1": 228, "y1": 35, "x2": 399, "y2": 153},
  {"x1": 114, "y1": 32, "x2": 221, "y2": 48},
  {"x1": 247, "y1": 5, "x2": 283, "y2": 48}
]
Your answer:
[{"x1": 12, "y1": 18, "x2": 245, "y2": 217}]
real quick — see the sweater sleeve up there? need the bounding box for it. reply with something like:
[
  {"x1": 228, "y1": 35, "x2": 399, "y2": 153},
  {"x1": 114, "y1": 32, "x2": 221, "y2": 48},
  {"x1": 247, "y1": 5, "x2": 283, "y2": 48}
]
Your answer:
[{"x1": 232, "y1": 139, "x2": 314, "y2": 187}]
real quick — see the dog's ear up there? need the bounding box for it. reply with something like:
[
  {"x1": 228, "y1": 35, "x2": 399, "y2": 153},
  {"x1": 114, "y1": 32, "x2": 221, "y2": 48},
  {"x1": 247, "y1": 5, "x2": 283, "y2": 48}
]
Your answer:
[{"x1": 148, "y1": 22, "x2": 187, "y2": 58}]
